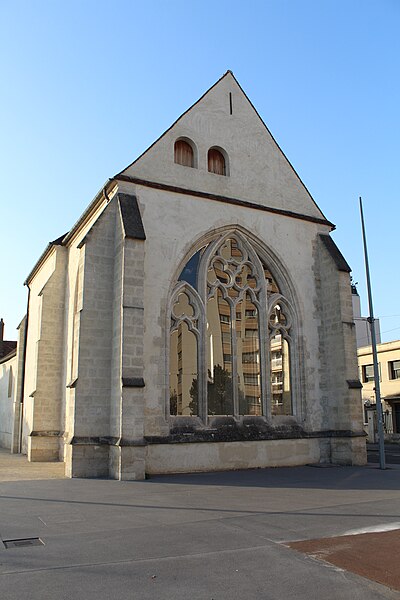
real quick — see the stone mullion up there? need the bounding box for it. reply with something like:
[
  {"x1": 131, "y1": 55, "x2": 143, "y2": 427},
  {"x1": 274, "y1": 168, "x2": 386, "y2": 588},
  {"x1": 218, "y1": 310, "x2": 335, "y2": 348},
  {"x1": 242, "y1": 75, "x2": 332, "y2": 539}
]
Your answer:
[
  {"x1": 198, "y1": 306, "x2": 207, "y2": 423},
  {"x1": 257, "y1": 303, "x2": 269, "y2": 419},
  {"x1": 281, "y1": 330, "x2": 294, "y2": 417},
  {"x1": 231, "y1": 299, "x2": 239, "y2": 418}
]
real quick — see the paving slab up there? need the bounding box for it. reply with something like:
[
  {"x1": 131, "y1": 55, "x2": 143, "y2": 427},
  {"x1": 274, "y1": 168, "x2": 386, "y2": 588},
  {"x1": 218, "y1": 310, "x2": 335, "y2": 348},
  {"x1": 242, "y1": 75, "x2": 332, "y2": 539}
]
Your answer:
[
  {"x1": 0, "y1": 448, "x2": 65, "y2": 482},
  {"x1": 0, "y1": 460, "x2": 400, "y2": 599}
]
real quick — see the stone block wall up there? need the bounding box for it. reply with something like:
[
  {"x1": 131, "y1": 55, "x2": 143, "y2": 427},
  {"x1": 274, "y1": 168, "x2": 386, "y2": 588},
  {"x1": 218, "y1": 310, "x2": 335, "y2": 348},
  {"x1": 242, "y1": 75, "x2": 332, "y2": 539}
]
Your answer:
[
  {"x1": 66, "y1": 201, "x2": 116, "y2": 476},
  {"x1": 110, "y1": 206, "x2": 147, "y2": 479},
  {"x1": 146, "y1": 438, "x2": 321, "y2": 475},
  {"x1": 0, "y1": 354, "x2": 17, "y2": 449},
  {"x1": 11, "y1": 317, "x2": 27, "y2": 453},
  {"x1": 109, "y1": 200, "x2": 125, "y2": 477},
  {"x1": 315, "y1": 235, "x2": 366, "y2": 464},
  {"x1": 27, "y1": 247, "x2": 67, "y2": 461}
]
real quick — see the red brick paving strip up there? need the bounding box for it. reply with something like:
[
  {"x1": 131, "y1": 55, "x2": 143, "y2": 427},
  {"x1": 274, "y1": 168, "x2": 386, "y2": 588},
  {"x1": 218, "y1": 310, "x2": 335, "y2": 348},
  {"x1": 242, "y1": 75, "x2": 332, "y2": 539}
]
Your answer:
[{"x1": 287, "y1": 529, "x2": 400, "y2": 592}]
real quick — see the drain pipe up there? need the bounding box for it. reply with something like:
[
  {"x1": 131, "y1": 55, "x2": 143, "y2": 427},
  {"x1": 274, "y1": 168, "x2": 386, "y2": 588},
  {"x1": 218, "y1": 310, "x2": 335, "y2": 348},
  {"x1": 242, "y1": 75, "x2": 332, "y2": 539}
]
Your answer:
[{"x1": 18, "y1": 284, "x2": 30, "y2": 454}]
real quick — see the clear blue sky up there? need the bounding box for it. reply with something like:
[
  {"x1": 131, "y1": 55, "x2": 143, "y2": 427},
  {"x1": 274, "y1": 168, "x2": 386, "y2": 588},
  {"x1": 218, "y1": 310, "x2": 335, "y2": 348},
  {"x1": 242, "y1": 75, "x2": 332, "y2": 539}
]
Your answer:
[{"x1": 1, "y1": 0, "x2": 399, "y2": 343}]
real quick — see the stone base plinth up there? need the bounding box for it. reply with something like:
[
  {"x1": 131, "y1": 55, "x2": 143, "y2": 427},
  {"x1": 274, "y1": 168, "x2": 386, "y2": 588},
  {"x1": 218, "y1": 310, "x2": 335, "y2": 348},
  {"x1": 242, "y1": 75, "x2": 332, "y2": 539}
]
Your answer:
[
  {"x1": 65, "y1": 444, "x2": 109, "y2": 478},
  {"x1": 109, "y1": 445, "x2": 146, "y2": 480},
  {"x1": 28, "y1": 435, "x2": 60, "y2": 462},
  {"x1": 146, "y1": 438, "x2": 321, "y2": 475},
  {"x1": 330, "y1": 436, "x2": 367, "y2": 466},
  {"x1": 61, "y1": 436, "x2": 367, "y2": 479}
]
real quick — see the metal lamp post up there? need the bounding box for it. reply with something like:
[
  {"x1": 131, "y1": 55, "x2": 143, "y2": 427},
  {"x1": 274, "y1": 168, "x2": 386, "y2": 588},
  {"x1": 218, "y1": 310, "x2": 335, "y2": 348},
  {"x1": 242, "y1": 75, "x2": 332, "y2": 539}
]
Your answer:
[{"x1": 359, "y1": 196, "x2": 386, "y2": 469}]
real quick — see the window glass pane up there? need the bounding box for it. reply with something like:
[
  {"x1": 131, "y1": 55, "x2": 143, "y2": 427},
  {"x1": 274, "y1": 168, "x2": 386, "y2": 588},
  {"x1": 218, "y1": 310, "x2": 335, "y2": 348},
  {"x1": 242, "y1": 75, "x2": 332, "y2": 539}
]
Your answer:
[
  {"x1": 269, "y1": 304, "x2": 287, "y2": 328},
  {"x1": 390, "y1": 360, "x2": 400, "y2": 380},
  {"x1": 364, "y1": 365, "x2": 374, "y2": 382},
  {"x1": 208, "y1": 260, "x2": 228, "y2": 287},
  {"x1": 206, "y1": 290, "x2": 233, "y2": 415},
  {"x1": 269, "y1": 303, "x2": 292, "y2": 416},
  {"x1": 260, "y1": 259, "x2": 280, "y2": 294},
  {"x1": 172, "y1": 291, "x2": 195, "y2": 319},
  {"x1": 238, "y1": 293, "x2": 261, "y2": 415},
  {"x1": 169, "y1": 321, "x2": 198, "y2": 416},
  {"x1": 178, "y1": 247, "x2": 206, "y2": 290},
  {"x1": 236, "y1": 263, "x2": 257, "y2": 290},
  {"x1": 271, "y1": 336, "x2": 292, "y2": 416},
  {"x1": 363, "y1": 363, "x2": 381, "y2": 382}
]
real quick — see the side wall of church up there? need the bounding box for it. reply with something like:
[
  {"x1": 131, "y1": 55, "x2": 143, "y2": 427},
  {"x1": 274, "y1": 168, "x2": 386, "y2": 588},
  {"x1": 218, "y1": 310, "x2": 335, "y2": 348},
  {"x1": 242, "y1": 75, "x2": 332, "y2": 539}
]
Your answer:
[
  {"x1": 110, "y1": 232, "x2": 147, "y2": 480},
  {"x1": 23, "y1": 252, "x2": 55, "y2": 454},
  {"x1": 315, "y1": 237, "x2": 366, "y2": 464},
  {"x1": 23, "y1": 246, "x2": 67, "y2": 461},
  {"x1": 10, "y1": 317, "x2": 27, "y2": 453},
  {"x1": 62, "y1": 242, "x2": 85, "y2": 462},
  {"x1": 108, "y1": 202, "x2": 125, "y2": 476},
  {"x1": 65, "y1": 200, "x2": 117, "y2": 477},
  {"x1": 63, "y1": 193, "x2": 151, "y2": 480},
  {"x1": 0, "y1": 354, "x2": 17, "y2": 450}
]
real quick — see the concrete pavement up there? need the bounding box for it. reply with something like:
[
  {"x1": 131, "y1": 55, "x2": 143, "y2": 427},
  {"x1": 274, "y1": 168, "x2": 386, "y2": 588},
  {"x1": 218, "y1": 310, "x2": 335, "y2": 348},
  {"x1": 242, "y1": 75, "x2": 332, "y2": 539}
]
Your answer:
[
  {"x1": 367, "y1": 443, "x2": 400, "y2": 465},
  {"x1": 0, "y1": 450, "x2": 400, "y2": 599},
  {"x1": 0, "y1": 448, "x2": 65, "y2": 482}
]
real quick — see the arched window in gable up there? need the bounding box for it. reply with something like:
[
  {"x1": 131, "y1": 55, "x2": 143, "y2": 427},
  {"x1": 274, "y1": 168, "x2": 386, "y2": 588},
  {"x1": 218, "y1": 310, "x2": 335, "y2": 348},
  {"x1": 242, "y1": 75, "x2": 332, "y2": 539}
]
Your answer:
[
  {"x1": 174, "y1": 139, "x2": 195, "y2": 167},
  {"x1": 208, "y1": 148, "x2": 227, "y2": 176},
  {"x1": 168, "y1": 232, "x2": 297, "y2": 421}
]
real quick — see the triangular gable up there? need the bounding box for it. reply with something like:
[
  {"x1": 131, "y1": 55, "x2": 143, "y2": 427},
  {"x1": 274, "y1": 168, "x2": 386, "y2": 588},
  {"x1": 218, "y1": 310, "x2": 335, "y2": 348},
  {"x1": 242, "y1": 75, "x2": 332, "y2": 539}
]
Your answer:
[{"x1": 116, "y1": 71, "x2": 328, "y2": 222}]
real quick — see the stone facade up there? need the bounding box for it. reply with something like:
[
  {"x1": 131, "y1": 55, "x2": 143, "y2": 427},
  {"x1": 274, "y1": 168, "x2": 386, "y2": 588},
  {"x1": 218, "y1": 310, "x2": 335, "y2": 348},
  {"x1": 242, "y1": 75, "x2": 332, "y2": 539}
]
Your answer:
[
  {"x1": 0, "y1": 72, "x2": 366, "y2": 477},
  {"x1": 0, "y1": 318, "x2": 26, "y2": 452},
  {"x1": 0, "y1": 352, "x2": 17, "y2": 449}
]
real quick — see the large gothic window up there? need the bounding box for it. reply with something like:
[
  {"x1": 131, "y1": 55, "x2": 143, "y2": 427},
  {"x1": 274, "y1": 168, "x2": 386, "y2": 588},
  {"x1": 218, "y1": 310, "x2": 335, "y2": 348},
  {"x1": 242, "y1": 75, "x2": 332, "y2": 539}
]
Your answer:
[{"x1": 169, "y1": 232, "x2": 296, "y2": 420}]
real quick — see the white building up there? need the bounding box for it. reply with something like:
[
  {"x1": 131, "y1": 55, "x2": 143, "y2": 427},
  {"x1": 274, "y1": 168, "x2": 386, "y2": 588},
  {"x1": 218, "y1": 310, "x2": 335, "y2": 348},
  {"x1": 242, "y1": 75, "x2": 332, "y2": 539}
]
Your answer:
[
  {"x1": 0, "y1": 72, "x2": 366, "y2": 478},
  {"x1": 358, "y1": 340, "x2": 400, "y2": 439}
]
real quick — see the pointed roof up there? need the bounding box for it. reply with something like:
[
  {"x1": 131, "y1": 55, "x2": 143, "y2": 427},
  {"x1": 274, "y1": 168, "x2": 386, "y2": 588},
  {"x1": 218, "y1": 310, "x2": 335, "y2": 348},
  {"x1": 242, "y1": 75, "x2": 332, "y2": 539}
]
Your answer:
[
  {"x1": 25, "y1": 73, "x2": 335, "y2": 287},
  {"x1": 115, "y1": 71, "x2": 332, "y2": 226}
]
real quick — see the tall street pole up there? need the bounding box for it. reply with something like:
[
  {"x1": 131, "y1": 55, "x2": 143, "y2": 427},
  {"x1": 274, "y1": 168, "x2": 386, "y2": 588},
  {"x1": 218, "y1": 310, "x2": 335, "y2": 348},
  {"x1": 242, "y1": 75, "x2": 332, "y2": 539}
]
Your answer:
[{"x1": 359, "y1": 196, "x2": 386, "y2": 469}]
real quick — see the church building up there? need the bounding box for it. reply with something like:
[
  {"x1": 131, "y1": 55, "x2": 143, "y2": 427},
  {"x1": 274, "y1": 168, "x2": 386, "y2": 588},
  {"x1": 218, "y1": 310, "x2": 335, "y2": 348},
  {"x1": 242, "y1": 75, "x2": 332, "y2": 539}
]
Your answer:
[{"x1": 0, "y1": 72, "x2": 366, "y2": 478}]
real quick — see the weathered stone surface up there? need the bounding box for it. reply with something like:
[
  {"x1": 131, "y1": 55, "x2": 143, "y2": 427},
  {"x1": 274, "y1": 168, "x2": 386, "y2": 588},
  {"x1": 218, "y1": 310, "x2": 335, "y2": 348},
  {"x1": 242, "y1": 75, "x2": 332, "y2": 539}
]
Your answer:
[{"x1": 0, "y1": 73, "x2": 366, "y2": 478}]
